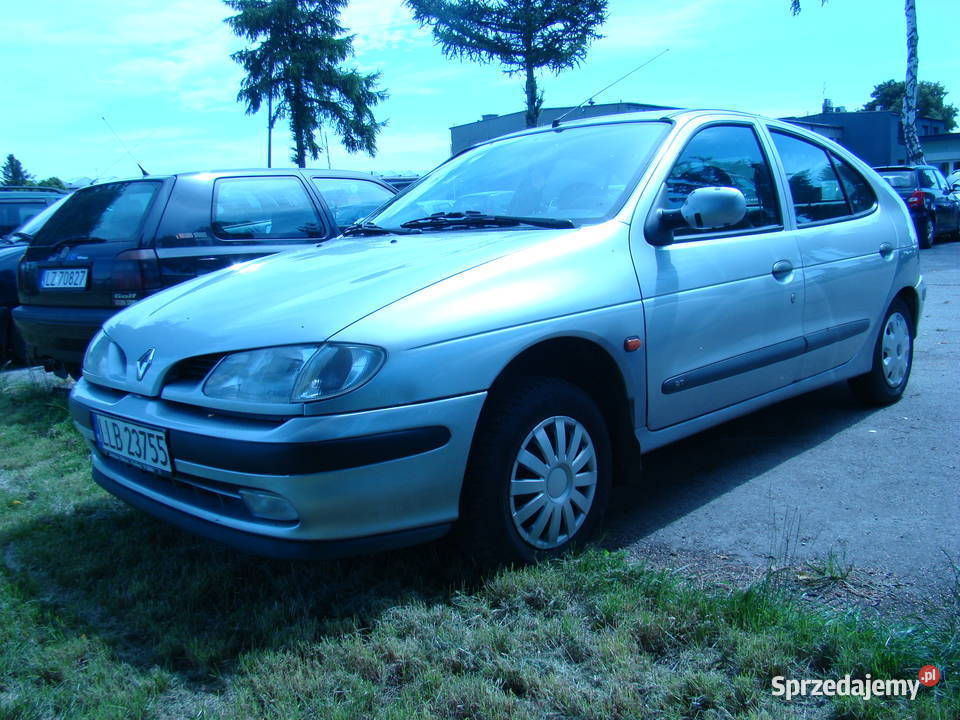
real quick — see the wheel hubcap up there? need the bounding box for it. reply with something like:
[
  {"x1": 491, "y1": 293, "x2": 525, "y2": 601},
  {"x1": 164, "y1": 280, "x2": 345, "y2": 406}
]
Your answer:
[
  {"x1": 881, "y1": 312, "x2": 910, "y2": 388},
  {"x1": 510, "y1": 415, "x2": 597, "y2": 550}
]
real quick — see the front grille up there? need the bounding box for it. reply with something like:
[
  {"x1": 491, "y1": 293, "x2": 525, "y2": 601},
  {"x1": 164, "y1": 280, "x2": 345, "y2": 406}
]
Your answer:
[{"x1": 165, "y1": 353, "x2": 225, "y2": 384}]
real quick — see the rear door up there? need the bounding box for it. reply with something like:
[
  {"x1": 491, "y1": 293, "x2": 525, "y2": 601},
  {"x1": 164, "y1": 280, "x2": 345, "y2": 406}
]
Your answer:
[
  {"x1": 151, "y1": 174, "x2": 330, "y2": 290},
  {"x1": 18, "y1": 180, "x2": 169, "y2": 308},
  {"x1": 635, "y1": 122, "x2": 804, "y2": 430},
  {"x1": 767, "y1": 128, "x2": 896, "y2": 377}
]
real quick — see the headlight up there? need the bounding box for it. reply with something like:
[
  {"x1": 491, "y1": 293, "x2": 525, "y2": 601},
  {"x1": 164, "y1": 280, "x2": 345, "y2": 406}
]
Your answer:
[
  {"x1": 83, "y1": 330, "x2": 127, "y2": 381},
  {"x1": 202, "y1": 343, "x2": 385, "y2": 404}
]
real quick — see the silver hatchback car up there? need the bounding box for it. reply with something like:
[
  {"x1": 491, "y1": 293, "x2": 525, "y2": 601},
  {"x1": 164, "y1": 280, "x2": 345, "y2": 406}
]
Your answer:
[{"x1": 70, "y1": 110, "x2": 925, "y2": 563}]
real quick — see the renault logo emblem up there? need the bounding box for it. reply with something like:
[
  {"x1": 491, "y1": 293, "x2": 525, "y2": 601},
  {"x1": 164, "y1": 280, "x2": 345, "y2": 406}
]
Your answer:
[{"x1": 136, "y1": 349, "x2": 155, "y2": 381}]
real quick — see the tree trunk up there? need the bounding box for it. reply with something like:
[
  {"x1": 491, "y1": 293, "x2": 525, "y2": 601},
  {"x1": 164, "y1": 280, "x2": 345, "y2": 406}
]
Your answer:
[
  {"x1": 901, "y1": 0, "x2": 924, "y2": 164},
  {"x1": 524, "y1": 64, "x2": 542, "y2": 128},
  {"x1": 267, "y1": 94, "x2": 273, "y2": 168}
]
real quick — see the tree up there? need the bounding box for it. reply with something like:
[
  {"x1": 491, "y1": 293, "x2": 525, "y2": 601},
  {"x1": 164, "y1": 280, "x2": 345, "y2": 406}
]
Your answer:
[
  {"x1": 2, "y1": 154, "x2": 33, "y2": 186},
  {"x1": 224, "y1": 0, "x2": 387, "y2": 167},
  {"x1": 791, "y1": 0, "x2": 925, "y2": 164},
  {"x1": 405, "y1": 0, "x2": 608, "y2": 128},
  {"x1": 864, "y1": 80, "x2": 957, "y2": 131},
  {"x1": 36, "y1": 176, "x2": 67, "y2": 190}
]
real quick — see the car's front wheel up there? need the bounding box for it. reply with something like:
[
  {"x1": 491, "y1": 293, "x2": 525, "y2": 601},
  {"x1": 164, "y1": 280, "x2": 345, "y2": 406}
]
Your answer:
[
  {"x1": 849, "y1": 298, "x2": 914, "y2": 406},
  {"x1": 458, "y1": 377, "x2": 612, "y2": 565}
]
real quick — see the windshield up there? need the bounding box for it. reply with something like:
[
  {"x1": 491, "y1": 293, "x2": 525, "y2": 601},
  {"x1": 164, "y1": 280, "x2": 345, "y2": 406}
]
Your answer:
[
  {"x1": 368, "y1": 121, "x2": 670, "y2": 228},
  {"x1": 9, "y1": 195, "x2": 71, "y2": 240},
  {"x1": 32, "y1": 180, "x2": 161, "y2": 246}
]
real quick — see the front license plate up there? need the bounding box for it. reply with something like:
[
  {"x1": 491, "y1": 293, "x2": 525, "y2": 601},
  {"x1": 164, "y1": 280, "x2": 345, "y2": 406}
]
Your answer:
[
  {"x1": 92, "y1": 413, "x2": 172, "y2": 474},
  {"x1": 42, "y1": 268, "x2": 88, "y2": 289}
]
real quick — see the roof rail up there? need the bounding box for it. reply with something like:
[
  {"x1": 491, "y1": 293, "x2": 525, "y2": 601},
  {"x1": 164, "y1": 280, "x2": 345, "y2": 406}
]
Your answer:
[{"x1": 0, "y1": 185, "x2": 68, "y2": 193}]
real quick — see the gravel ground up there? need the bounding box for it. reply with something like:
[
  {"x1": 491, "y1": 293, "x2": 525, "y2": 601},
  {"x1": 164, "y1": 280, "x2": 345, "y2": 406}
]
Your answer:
[{"x1": 607, "y1": 240, "x2": 960, "y2": 611}]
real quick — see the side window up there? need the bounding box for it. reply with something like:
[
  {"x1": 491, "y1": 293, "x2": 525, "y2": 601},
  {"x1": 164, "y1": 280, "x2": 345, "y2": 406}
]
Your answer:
[
  {"x1": 830, "y1": 153, "x2": 876, "y2": 214},
  {"x1": 771, "y1": 132, "x2": 852, "y2": 225},
  {"x1": 312, "y1": 178, "x2": 394, "y2": 229},
  {"x1": 918, "y1": 170, "x2": 936, "y2": 189},
  {"x1": 213, "y1": 177, "x2": 324, "y2": 241},
  {"x1": 664, "y1": 124, "x2": 781, "y2": 236}
]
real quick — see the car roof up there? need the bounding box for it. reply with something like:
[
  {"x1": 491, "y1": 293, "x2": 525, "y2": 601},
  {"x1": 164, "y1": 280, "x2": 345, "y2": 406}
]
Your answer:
[
  {"x1": 74, "y1": 168, "x2": 390, "y2": 190},
  {"x1": 463, "y1": 108, "x2": 801, "y2": 154},
  {"x1": 0, "y1": 185, "x2": 68, "y2": 199},
  {"x1": 874, "y1": 165, "x2": 934, "y2": 171}
]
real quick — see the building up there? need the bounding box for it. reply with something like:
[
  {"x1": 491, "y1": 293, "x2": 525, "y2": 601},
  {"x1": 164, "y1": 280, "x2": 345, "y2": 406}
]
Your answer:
[
  {"x1": 790, "y1": 100, "x2": 960, "y2": 174},
  {"x1": 449, "y1": 101, "x2": 675, "y2": 155},
  {"x1": 450, "y1": 98, "x2": 960, "y2": 175}
]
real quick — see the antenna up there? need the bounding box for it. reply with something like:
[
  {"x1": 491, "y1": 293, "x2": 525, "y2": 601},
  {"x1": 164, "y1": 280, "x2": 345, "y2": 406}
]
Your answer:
[
  {"x1": 552, "y1": 48, "x2": 670, "y2": 128},
  {"x1": 101, "y1": 116, "x2": 149, "y2": 176}
]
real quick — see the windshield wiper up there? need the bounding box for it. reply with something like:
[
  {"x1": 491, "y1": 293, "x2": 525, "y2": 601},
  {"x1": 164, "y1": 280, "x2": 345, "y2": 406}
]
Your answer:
[
  {"x1": 42, "y1": 234, "x2": 110, "y2": 249},
  {"x1": 400, "y1": 211, "x2": 575, "y2": 231},
  {"x1": 340, "y1": 222, "x2": 420, "y2": 237}
]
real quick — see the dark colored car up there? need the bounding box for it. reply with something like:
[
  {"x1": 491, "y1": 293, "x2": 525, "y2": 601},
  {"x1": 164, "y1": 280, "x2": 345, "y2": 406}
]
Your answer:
[
  {"x1": 1, "y1": 195, "x2": 71, "y2": 363},
  {"x1": 874, "y1": 165, "x2": 960, "y2": 248},
  {"x1": 1, "y1": 185, "x2": 68, "y2": 239},
  {"x1": 14, "y1": 169, "x2": 396, "y2": 377}
]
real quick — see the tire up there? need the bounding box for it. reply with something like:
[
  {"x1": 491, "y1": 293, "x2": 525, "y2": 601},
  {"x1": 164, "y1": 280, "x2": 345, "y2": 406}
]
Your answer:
[
  {"x1": 457, "y1": 377, "x2": 612, "y2": 565},
  {"x1": 917, "y1": 216, "x2": 935, "y2": 249},
  {"x1": 848, "y1": 298, "x2": 914, "y2": 406}
]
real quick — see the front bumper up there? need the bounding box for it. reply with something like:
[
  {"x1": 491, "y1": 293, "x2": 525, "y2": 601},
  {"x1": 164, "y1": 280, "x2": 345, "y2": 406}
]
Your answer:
[
  {"x1": 70, "y1": 378, "x2": 487, "y2": 557},
  {"x1": 13, "y1": 304, "x2": 116, "y2": 366}
]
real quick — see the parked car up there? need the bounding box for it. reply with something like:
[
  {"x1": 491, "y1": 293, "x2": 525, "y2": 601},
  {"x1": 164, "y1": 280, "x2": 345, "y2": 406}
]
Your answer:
[
  {"x1": 69, "y1": 110, "x2": 924, "y2": 563},
  {"x1": 1, "y1": 195, "x2": 71, "y2": 363},
  {"x1": 15, "y1": 169, "x2": 396, "y2": 377},
  {"x1": 0, "y1": 185, "x2": 68, "y2": 239},
  {"x1": 874, "y1": 165, "x2": 960, "y2": 248}
]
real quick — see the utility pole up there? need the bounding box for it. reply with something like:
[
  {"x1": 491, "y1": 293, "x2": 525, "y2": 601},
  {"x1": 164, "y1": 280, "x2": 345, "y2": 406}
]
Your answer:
[{"x1": 323, "y1": 126, "x2": 331, "y2": 169}]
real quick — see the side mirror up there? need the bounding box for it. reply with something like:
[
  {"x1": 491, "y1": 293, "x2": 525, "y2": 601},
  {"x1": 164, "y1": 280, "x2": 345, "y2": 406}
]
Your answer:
[
  {"x1": 646, "y1": 186, "x2": 748, "y2": 246},
  {"x1": 680, "y1": 187, "x2": 747, "y2": 230}
]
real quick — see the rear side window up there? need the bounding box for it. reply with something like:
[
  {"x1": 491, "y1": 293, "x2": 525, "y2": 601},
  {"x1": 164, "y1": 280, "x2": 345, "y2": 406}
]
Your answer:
[
  {"x1": 664, "y1": 124, "x2": 781, "y2": 236},
  {"x1": 32, "y1": 181, "x2": 160, "y2": 246},
  {"x1": 771, "y1": 132, "x2": 873, "y2": 225},
  {"x1": 312, "y1": 178, "x2": 394, "y2": 229},
  {"x1": 213, "y1": 177, "x2": 324, "y2": 241}
]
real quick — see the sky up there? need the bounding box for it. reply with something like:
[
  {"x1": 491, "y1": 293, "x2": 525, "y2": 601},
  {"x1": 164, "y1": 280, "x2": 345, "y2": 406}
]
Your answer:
[{"x1": 2, "y1": 0, "x2": 958, "y2": 182}]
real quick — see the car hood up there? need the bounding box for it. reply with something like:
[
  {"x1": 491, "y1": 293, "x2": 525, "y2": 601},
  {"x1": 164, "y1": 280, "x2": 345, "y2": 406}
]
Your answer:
[{"x1": 103, "y1": 228, "x2": 578, "y2": 391}]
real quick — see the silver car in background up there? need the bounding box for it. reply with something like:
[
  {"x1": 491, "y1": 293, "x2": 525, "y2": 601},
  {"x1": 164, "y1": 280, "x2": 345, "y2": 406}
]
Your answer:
[{"x1": 69, "y1": 109, "x2": 924, "y2": 563}]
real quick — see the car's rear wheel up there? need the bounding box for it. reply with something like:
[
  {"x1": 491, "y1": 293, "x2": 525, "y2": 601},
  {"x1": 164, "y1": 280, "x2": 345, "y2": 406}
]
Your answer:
[
  {"x1": 458, "y1": 377, "x2": 611, "y2": 565},
  {"x1": 917, "y1": 216, "x2": 935, "y2": 249},
  {"x1": 849, "y1": 298, "x2": 914, "y2": 406}
]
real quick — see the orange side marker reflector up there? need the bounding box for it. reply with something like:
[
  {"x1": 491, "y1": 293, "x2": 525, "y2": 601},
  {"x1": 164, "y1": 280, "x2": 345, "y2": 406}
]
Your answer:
[{"x1": 624, "y1": 337, "x2": 642, "y2": 352}]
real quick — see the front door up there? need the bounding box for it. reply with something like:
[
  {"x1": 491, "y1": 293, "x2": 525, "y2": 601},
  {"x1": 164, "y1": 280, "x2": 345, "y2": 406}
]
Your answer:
[{"x1": 634, "y1": 123, "x2": 804, "y2": 431}]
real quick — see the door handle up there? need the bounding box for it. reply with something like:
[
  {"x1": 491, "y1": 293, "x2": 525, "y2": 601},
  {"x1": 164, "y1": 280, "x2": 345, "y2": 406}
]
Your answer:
[
  {"x1": 772, "y1": 260, "x2": 793, "y2": 280},
  {"x1": 879, "y1": 242, "x2": 894, "y2": 259}
]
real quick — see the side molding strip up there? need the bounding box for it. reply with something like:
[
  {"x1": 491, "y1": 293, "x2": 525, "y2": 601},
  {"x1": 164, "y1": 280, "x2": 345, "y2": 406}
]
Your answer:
[{"x1": 661, "y1": 319, "x2": 870, "y2": 395}]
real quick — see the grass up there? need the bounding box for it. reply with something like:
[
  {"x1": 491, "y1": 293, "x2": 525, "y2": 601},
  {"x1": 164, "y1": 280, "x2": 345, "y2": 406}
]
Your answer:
[{"x1": 0, "y1": 375, "x2": 957, "y2": 719}]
